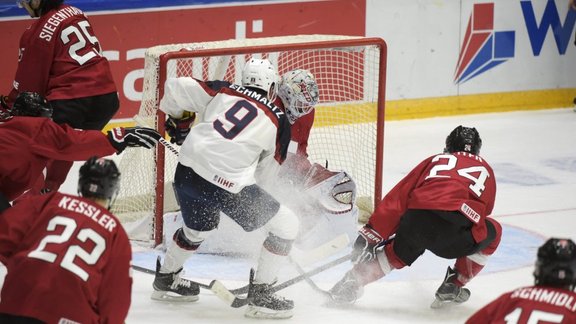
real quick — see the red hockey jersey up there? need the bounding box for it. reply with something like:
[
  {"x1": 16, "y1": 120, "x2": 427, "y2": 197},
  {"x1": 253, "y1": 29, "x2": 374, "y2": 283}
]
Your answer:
[
  {"x1": 7, "y1": 4, "x2": 116, "y2": 104},
  {"x1": 369, "y1": 151, "x2": 496, "y2": 243},
  {"x1": 466, "y1": 286, "x2": 576, "y2": 323},
  {"x1": 0, "y1": 192, "x2": 132, "y2": 323},
  {"x1": 0, "y1": 116, "x2": 117, "y2": 201}
]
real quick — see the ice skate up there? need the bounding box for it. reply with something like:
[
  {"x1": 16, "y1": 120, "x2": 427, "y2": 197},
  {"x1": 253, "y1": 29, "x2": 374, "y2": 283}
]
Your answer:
[
  {"x1": 430, "y1": 266, "x2": 470, "y2": 309},
  {"x1": 328, "y1": 270, "x2": 364, "y2": 305},
  {"x1": 151, "y1": 257, "x2": 199, "y2": 302},
  {"x1": 244, "y1": 272, "x2": 294, "y2": 319}
]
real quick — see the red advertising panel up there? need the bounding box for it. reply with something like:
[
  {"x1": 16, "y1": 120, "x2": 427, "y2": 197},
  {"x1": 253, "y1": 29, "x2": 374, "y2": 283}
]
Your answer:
[{"x1": 0, "y1": 0, "x2": 365, "y2": 119}]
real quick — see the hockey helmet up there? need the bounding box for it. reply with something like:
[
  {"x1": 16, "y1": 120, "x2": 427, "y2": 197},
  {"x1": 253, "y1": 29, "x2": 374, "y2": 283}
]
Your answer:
[
  {"x1": 11, "y1": 92, "x2": 53, "y2": 118},
  {"x1": 78, "y1": 157, "x2": 121, "y2": 209},
  {"x1": 278, "y1": 69, "x2": 319, "y2": 124},
  {"x1": 444, "y1": 125, "x2": 482, "y2": 155},
  {"x1": 241, "y1": 58, "x2": 279, "y2": 101},
  {"x1": 17, "y1": 0, "x2": 63, "y2": 17},
  {"x1": 533, "y1": 238, "x2": 576, "y2": 290}
]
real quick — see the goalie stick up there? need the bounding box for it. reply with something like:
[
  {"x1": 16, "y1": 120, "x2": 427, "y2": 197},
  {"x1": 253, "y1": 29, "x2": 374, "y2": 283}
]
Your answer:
[{"x1": 133, "y1": 114, "x2": 180, "y2": 156}]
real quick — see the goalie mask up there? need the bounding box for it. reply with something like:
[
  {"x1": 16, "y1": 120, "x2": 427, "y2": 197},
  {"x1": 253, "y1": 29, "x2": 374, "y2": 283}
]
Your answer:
[
  {"x1": 444, "y1": 125, "x2": 482, "y2": 155},
  {"x1": 78, "y1": 157, "x2": 121, "y2": 210},
  {"x1": 241, "y1": 58, "x2": 279, "y2": 102},
  {"x1": 278, "y1": 69, "x2": 319, "y2": 124},
  {"x1": 11, "y1": 92, "x2": 53, "y2": 118},
  {"x1": 534, "y1": 238, "x2": 576, "y2": 291}
]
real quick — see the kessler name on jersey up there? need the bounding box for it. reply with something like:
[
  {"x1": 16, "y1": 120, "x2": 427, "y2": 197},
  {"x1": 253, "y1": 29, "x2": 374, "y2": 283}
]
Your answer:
[
  {"x1": 39, "y1": 6, "x2": 84, "y2": 42},
  {"x1": 57, "y1": 196, "x2": 117, "y2": 232}
]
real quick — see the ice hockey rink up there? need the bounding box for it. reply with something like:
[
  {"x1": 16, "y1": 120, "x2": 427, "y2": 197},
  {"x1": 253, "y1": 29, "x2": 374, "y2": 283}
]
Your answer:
[{"x1": 3, "y1": 107, "x2": 575, "y2": 323}]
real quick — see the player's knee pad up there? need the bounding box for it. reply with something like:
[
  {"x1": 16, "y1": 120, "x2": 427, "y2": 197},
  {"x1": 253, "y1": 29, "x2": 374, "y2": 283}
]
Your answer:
[
  {"x1": 263, "y1": 233, "x2": 294, "y2": 256},
  {"x1": 173, "y1": 226, "x2": 214, "y2": 251},
  {"x1": 264, "y1": 205, "x2": 299, "y2": 240}
]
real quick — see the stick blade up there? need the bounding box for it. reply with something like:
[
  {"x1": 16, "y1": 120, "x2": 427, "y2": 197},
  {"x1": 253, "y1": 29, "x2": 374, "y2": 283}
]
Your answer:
[
  {"x1": 291, "y1": 233, "x2": 350, "y2": 267},
  {"x1": 209, "y1": 280, "x2": 249, "y2": 308}
]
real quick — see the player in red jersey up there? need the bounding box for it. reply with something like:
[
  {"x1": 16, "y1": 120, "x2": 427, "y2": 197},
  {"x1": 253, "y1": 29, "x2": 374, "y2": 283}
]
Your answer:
[
  {"x1": 329, "y1": 125, "x2": 502, "y2": 308},
  {"x1": 2, "y1": 0, "x2": 120, "y2": 194},
  {"x1": 0, "y1": 157, "x2": 132, "y2": 324},
  {"x1": 0, "y1": 92, "x2": 162, "y2": 209},
  {"x1": 467, "y1": 238, "x2": 576, "y2": 324}
]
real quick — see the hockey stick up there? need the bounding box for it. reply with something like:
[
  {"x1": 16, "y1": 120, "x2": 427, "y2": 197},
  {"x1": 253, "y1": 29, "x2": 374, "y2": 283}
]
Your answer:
[
  {"x1": 212, "y1": 233, "x2": 351, "y2": 297},
  {"x1": 291, "y1": 233, "x2": 350, "y2": 267},
  {"x1": 133, "y1": 114, "x2": 180, "y2": 156},
  {"x1": 288, "y1": 256, "x2": 332, "y2": 297},
  {"x1": 287, "y1": 235, "x2": 396, "y2": 300},
  {"x1": 131, "y1": 233, "x2": 351, "y2": 296},
  {"x1": 209, "y1": 253, "x2": 353, "y2": 308}
]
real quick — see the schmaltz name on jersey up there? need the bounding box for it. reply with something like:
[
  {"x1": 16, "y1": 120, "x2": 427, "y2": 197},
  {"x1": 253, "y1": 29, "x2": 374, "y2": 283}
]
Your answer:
[{"x1": 229, "y1": 84, "x2": 284, "y2": 119}]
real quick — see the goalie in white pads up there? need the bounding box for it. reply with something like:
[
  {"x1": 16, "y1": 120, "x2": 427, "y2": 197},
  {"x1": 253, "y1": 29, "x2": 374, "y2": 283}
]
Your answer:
[
  {"x1": 259, "y1": 69, "x2": 359, "y2": 250},
  {"x1": 153, "y1": 58, "x2": 298, "y2": 319}
]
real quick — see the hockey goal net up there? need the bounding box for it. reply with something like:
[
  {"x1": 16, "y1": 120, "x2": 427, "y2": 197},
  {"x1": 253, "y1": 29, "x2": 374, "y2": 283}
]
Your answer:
[{"x1": 113, "y1": 35, "x2": 387, "y2": 245}]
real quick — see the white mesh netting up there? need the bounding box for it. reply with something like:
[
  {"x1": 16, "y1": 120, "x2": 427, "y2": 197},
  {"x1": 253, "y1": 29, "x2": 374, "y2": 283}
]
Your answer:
[{"x1": 112, "y1": 35, "x2": 386, "y2": 244}]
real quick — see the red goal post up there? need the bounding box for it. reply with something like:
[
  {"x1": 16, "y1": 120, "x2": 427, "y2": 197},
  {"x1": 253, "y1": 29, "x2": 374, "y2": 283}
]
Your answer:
[{"x1": 113, "y1": 35, "x2": 387, "y2": 246}]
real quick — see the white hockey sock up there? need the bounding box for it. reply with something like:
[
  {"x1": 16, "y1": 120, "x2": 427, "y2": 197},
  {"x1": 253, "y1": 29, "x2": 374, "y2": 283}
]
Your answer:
[
  {"x1": 161, "y1": 245, "x2": 195, "y2": 273},
  {"x1": 254, "y1": 247, "x2": 286, "y2": 284}
]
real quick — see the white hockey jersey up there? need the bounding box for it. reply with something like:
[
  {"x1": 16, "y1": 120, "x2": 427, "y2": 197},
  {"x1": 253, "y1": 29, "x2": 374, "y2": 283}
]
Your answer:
[{"x1": 160, "y1": 77, "x2": 291, "y2": 193}]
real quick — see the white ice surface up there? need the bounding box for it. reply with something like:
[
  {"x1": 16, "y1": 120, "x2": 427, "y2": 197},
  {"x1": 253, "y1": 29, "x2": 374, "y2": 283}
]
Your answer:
[{"x1": 3, "y1": 108, "x2": 576, "y2": 323}]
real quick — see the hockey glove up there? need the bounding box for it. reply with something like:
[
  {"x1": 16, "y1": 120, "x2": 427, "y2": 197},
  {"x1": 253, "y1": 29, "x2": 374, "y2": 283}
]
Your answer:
[
  {"x1": 351, "y1": 225, "x2": 385, "y2": 264},
  {"x1": 165, "y1": 112, "x2": 195, "y2": 145},
  {"x1": 0, "y1": 95, "x2": 10, "y2": 111},
  {"x1": 107, "y1": 126, "x2": 162, "y2": 153}
]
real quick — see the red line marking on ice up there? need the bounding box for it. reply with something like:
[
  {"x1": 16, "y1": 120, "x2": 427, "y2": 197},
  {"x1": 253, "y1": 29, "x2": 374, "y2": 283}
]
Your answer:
[{"x1": 495, "y1": 207, "x2": 576, "y2": 218}]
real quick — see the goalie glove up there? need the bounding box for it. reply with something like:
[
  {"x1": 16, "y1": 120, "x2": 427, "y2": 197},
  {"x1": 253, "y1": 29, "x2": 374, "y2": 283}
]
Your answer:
[
  {"x1": 351, "y1": 225, "x2": 384, "y2": 264},
  {"x1": 304, "y1": 163, "x2": 357, "y2": 214},
  {"x1": 107, "y1": 126, "x2": 162, "y2": 153},
  {"x1": 165, "y1": 112, "x2": 195, "y2": 145}
]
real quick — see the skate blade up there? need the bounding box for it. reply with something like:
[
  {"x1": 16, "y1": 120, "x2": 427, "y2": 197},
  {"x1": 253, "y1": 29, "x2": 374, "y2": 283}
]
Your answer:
[
  {"x1": 430, "y1": 298, "x2": 451, "y2": 309},
  {"x1": 430, "y1": 297, "x2": 466, "y2": 309},
  {"x1": 244, "y1": 306, "x2": 293, "y2": 319},
  {"x1": 151, "y1": 290, "x2": 199, "y2": 302}
]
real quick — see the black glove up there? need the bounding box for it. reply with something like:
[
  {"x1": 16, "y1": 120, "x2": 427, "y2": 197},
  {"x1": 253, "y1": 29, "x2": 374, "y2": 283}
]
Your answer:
[
  {"x1": 0, "y1": 95, "x2": 10, "y2": 111},
  {"x1": 107, "y1": 126, "x2": 162, "y2": 153},
  {"x1": 165, "y1": 112, "x2": 195, "y2": 145},
  {"x1": 351, "y1": 225, "x2": 385, "y2": 264}
]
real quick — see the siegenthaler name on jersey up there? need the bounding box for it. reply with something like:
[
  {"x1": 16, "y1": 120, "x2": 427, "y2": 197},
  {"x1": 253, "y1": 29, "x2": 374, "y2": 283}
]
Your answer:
[
  {"x1": 39, "y1": 7, "x2": 84, "y2": 42},
  {"x1": 229, "y1": 84, "x2": 284, "y2": 118}
]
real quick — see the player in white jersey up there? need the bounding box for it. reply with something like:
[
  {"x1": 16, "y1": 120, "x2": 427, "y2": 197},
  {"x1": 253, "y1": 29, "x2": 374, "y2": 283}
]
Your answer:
[
  {"x1": 152, "y1": 58, "x2": 297, "y2": 319},
  {"x1": 161, "y1": 68, "x2": 358, "y2": 259}
]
